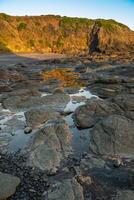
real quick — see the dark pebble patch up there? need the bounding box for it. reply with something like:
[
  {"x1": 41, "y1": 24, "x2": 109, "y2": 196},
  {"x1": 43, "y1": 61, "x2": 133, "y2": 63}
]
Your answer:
[{"x1": 0, "y1": 152, "x2": 49, "y2": 200}]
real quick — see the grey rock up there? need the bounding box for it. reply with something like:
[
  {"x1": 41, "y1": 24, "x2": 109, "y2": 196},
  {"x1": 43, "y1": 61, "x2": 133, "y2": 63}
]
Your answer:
[
  {"x1": 44, "y1": 178, "x2": 84, "y2": 200},
  {"x1": 24, "y1": 127, "x2": 32, "y2": 134},
  {"x1": 25, "y1": 107, "x2": 61, "y2": 128},
  {"x1": 113, "y1": 94, "x2": 134, "y2": 111},
  {"x1": 9, "y1": 88, "x2": 41, "y2": 97},
  {"x1": 89, "y1": 115, "x2": 134, "y2": 156},
  {"x1": 114, "y1": 190, "x2": 134, "y2": 200},
  {"x1": 0, "y1": 172, "x2": 20, "y2": 200},
  {"x1": 90, "y1": 83, "x2": 125, "y2": 98},
  {"x1": 27, "y1": 119, "x2": 72, "y2": 171},
  {"x1": 2, "y1": 93, "x2": 70, "y2": 112},
  {"x1": 80, "y1": 156, "x2": 105, "y2": 170},
  {"x1": 74, "y1": 98, "x2": 123, "y2": 128}
]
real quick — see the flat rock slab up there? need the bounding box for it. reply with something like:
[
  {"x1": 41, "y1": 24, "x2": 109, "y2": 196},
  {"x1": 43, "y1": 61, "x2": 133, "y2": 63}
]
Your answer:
[
  {"x1": 44, "y1": 178, "x2": 84, "y2": 200},
  {"x1": 25, "y1": 107, "x2": 61, "y2": 128},
  {"x1": 0, "y1": 172, "x2": 20, "y2": 200},
  {"x1": 2, "y1": 92, "x2": 70, "y2": 112}
]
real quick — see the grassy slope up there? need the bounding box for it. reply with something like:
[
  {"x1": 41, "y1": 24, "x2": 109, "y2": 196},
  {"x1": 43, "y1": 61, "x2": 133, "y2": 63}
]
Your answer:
[{"x1": 0, "y1": 13, "x2": 134, "y2": 54}]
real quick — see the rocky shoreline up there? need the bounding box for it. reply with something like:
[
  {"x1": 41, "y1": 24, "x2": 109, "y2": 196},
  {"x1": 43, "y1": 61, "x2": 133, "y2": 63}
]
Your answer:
[{"x1": 0, "y1": 53, "x2": 134, "y2": 200}]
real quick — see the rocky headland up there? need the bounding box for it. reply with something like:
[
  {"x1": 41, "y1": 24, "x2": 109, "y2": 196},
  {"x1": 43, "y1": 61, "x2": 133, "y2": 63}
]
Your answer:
[{"x1": 0, "y1": 13, "x2": 134, "y2": 54}]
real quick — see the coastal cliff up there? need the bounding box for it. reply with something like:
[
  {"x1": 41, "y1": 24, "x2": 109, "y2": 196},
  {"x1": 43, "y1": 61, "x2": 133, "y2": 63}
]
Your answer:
[{"x1": 0, "y1": 13, "x2": 134, "y2": 54}]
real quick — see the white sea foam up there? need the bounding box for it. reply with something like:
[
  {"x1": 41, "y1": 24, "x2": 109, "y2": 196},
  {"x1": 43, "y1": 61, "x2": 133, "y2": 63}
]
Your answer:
[
  {"x1": 64, "y1": 88, "x2": 97, "y2": 113},
  {"x1": 0, "y1": 111, "x2": 25, "y2": 129},
  {"x1": 41, "y1": 92, "x2": 52, "y2": 97}
]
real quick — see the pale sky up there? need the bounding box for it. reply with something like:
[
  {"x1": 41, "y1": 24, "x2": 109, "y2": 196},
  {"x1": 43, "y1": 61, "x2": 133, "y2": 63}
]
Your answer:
[{"x1": 0, "y1": 0, "x2": 134, "y2": 30}]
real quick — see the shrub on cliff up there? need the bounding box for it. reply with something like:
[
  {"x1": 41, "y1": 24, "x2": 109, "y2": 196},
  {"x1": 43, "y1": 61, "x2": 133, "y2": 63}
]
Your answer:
[
  {"x1": 0, "y1": 42, "x2": 11, "y2": 52},
  {"x1": 17, "y1": 22, "x2": 27, "y2": 31}
]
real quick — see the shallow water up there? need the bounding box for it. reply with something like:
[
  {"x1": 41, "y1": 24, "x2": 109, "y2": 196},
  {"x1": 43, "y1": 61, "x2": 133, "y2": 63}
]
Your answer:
[
  {"x1": 0, "y1": 87, "x2": 96, "y2": 154},
  {"x1": 64, "y1": 114, "x2": 91, "y2": 155},
  {"x1": 8, "y1": 130, "x2": 32, "y2": 153},
  {"x1": 64, "y1": 88, "x2": 97, "y2": 113},
  {"x1": 0, "y1": 109, "x2": 27, "y2": 153},
  {"x1": 64, "y1": 88, "x2": 96, "y2": 155}
]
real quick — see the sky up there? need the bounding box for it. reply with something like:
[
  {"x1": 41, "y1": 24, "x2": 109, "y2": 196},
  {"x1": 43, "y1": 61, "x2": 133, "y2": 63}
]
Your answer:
[{"x1": 0, "y1": 0, "x2": 134, "y2": 30}]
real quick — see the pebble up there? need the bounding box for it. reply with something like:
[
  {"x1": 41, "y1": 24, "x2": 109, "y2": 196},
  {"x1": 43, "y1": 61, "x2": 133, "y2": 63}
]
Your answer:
[{"x1": 24, "y1": 127, "x2": 32, "y2": 134}]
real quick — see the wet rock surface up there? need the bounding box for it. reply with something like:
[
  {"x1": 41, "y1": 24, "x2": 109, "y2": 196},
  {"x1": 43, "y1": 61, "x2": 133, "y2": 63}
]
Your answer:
[
  {"x1": 74, "y1": 97, "x2": 123, "y2": 128},
  {"x1": 2, "y1": 92, "x2": 70, "y2": 112},
  {"x1": 26, "y1": 120, "x2": 72, "y2": 171},
  {"x1": 44, "y1": 178, "x2": 84, "y2": 200},
  {"x1": 0, "y1": 53, "x2": 134, "y2": 199},
  {"x1": 25, "y1": 107, "x2": 61, "y2": 128},
  {"x1": 113, "y1": 190, "x2": 134, "y2": 200},
  {"x1": 0, "y1": 172, "x2": 20, "y2": 200},
  {"x1": 89, "y1": 115, "x2": 134, "y2": 155}
]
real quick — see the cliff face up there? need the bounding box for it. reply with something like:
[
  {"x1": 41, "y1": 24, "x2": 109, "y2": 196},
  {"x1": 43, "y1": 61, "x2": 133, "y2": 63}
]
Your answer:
[
  {"x1": 93, "y1": 19, "x2": 134, "y2": 53},
  {"x1": 0, "y1": 13, "x2": 134, "y2": 54}
]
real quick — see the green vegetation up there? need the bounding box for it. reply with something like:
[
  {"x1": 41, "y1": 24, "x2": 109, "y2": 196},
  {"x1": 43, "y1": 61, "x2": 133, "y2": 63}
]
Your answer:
[
  {"x1": 60, "y1": 16, "x2": 94, "y2": 30},
  {"x1": 38, "y1": 39, "x2": 44, "y2": 45},
  {"x1": 0, "y1": 13, "x2": 10, "y2": 21},
  {"x1": 29, "y1": 39, "x2": 35, "y2": 47},
  {"x1": 17, "y1": 22, "x2": 27, "y2": 31},
  {"x1": 56, "y1": 36, "x2": 64, "y2": 48},
  {"x1": 0, "y1": 41, "x2": 10, "y2": 52},
  {"x1": 43, "y1": 24, "x2": 56, "y2": 35},
  {"x1": 95, "y1": 19, "x2": 129, "y2": 32},
  {"x1": 0, "y1": 13, "x2": 133, "y2": 54}
]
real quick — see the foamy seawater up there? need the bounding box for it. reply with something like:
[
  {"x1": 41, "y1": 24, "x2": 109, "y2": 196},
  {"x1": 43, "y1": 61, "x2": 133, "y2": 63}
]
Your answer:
[{"x1": 64, "y1": 88, "x2": 97, "y2": 113}]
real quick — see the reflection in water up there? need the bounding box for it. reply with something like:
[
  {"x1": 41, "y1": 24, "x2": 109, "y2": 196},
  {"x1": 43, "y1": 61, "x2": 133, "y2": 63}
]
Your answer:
[
  {"x1": 41, "y1": 68, "x2": 85, "y2": 88},
  {"x1": 64, "y1": 114, "x2": 91, "y2": 155},
  {"x1": 64, "y1": 88, "x2": 97, "y2": 154}
]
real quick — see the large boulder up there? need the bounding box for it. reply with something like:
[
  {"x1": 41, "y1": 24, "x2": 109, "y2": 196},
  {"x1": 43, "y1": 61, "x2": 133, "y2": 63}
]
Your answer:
[
  {"x1": 27, "y1": 120, "x2": 72, "y2": 171},
  {"x1": 25, "y1": 107, "x2": 61, "y2": 128},
  {"x1": 43, "y1": 178, "x2": 84, "y2": 200},
  {"x1": 89, "y1": 115, "x2": 134, "y2": 156},
  {"x1": 74, "y1": 98, "x2": 123, "y2": 128},
  {"x1": 0, "y1": 172, "x2": 20, "y2": 200}
]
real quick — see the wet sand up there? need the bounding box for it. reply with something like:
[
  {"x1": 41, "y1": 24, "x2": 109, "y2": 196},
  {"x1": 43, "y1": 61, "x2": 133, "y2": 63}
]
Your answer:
[{"x1": 0, "y1": 53, "x2": 66, "y2": 66}]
